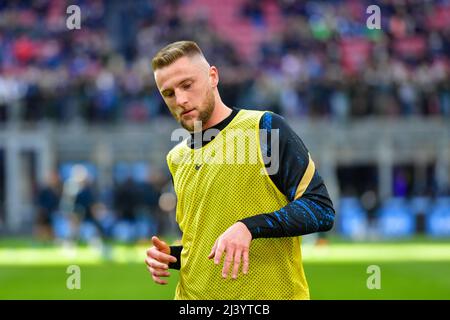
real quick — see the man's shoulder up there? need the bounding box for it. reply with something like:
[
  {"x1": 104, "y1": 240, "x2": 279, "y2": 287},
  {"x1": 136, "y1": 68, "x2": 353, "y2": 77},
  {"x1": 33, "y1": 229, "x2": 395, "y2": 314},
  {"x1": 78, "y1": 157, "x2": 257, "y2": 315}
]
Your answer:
[
  {"x1": 238, "y1": 108, "x2": 270, "y2": 117},
  {"x1": 231, "y1": 109, "x2": 291, "y2": 133},
  {"x1": 167, "y1": 138, "x2": 189, "y2": 161},
  {"x1": 257, "y1": 110, "x2": 288, "y2": 130},
  {"x1": 236, "y1": 108, "x2": 280, "y2": 124}
]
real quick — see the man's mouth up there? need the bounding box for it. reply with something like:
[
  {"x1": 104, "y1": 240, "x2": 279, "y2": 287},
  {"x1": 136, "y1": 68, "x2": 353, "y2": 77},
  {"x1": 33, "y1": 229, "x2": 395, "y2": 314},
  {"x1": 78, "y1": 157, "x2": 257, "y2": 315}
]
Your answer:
[{"x1": 181, "y1": 109, "x2": 195, "y2": 117}]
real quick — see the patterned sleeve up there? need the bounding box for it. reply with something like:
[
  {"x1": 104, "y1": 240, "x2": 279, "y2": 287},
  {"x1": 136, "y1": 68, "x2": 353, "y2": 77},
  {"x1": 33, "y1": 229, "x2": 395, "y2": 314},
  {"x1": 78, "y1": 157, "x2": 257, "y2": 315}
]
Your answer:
[{"x1": 240, "y1": 112, "x2": 335, "y2": 238}]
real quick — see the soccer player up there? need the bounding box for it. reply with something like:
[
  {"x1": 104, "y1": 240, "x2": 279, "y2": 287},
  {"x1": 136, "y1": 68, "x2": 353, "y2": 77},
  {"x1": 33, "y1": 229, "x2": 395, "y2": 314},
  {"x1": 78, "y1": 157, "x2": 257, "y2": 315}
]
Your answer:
[{"x1": 145, "y1": 41, "x2": 335, "y2": 299}]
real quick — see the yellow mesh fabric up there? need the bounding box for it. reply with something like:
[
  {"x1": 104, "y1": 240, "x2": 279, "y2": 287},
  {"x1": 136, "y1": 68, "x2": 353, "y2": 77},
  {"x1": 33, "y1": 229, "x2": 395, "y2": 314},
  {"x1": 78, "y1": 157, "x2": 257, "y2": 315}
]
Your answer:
[{"x1": 167, "y1": 109, "x2": 309, "y2": 300}]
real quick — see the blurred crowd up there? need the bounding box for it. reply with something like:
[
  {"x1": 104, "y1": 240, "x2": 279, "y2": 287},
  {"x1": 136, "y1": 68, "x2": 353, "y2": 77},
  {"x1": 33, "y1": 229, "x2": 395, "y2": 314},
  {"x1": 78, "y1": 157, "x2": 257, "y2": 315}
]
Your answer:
[
  {"x1": 34, "y1": 165, "x2": 178, "y2": 243},
  {"x1": 0, "y1": 0, "x2": 449, "y2": 124}
]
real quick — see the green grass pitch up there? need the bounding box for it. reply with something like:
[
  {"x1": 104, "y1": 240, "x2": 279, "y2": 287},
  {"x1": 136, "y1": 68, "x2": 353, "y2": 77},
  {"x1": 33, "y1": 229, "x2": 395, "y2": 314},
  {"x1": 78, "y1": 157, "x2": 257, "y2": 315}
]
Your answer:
[{"x1": 1, "y1": 238, "x2": 450, "y2": 300}]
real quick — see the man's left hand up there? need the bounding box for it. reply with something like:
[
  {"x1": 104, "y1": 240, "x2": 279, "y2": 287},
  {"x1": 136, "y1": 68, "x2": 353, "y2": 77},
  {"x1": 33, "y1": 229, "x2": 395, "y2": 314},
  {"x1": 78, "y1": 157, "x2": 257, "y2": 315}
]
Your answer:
[{"x1": 208, "y1": 222, "x2": 252, "y2": 279}]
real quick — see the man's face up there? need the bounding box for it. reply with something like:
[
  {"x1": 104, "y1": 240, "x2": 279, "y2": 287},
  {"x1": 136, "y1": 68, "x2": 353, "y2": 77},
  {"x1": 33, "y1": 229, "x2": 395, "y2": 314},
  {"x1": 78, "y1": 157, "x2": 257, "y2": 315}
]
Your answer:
[{"x1": 154, "y1": 55, "x2": 216, "y2": 132}]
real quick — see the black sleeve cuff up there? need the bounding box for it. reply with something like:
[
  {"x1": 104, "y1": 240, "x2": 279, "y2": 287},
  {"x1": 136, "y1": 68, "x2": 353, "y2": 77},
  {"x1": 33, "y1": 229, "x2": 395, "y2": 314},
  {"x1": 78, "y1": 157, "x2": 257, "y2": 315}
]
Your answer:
[
  {"x1": 168, "y1": 245, "x2": 182, "y2": 270},
  {"x1": 239, "y1": 216, "x2": 267, "y2": 239}
]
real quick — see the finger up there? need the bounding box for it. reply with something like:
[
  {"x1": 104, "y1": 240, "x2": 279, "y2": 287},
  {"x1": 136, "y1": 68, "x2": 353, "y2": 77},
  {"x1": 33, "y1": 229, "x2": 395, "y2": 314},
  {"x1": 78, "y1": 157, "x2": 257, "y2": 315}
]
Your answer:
[
  {"x1": 153, "y1": 275, "x2": 168, "y2": 285},
  {"x1": 208, "y1": 240, "x2": 218, "y2": 259},
  {"x1": 149, "y1": 267, "x2": 171, "y2": 277},
  {"x1": 222, "y1": 247, "x2": 235, "y2": 278},
  {"x1": 214, "y1": 242, "x2": 226, "y2": 265},
  {"x1": 145, "y1": 257, "x2": 168, "y2": 270},
  {"x1": 147, "y1": 248, "x2": 177, "y2": 264},
  {"x1": 242, "y1": 250, "x2": 249, "y2": 275},
  {"x1": 152, "y1": 236, "x2": 168, "y2": 250},
  {"x1": 231, "y1": 249, "x2": 242, "y2": 279},
  {"x1": 147, "y1": 266, "x2": 168, "y2": 285}
]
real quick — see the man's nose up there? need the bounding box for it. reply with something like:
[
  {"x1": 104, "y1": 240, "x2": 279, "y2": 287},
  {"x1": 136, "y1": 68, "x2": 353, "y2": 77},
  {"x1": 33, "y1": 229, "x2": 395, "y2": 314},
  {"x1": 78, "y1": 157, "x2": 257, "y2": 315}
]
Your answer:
[{"x1": 175, "y1": 90, "x2": 189, "y2": 107}]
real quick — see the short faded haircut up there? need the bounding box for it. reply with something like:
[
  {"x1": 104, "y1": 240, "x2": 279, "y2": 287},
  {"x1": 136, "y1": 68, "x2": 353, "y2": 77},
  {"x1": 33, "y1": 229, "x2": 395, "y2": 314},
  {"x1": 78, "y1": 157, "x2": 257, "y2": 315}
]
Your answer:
[{"x1": 152, "y1": 41, "x2": 205, "y2": 71}]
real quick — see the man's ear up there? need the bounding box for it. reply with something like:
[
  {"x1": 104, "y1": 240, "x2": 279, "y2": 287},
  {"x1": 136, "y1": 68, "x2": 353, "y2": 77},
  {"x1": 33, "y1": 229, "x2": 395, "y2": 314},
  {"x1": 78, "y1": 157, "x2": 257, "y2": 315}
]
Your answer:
[{"x1": 209, "y1": 66, "x2": 219, "y2": 87}]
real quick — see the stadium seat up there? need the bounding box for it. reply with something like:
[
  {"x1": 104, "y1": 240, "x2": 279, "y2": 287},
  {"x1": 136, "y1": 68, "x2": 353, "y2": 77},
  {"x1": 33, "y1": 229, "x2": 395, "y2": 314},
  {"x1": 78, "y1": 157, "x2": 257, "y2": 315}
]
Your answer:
[
  {"x1": 338, "y1": 197, "x2": 369, "y2": 240},
  {"x1": 377, "y1": 197, "x2": 415, "y2": 238},
  {"x1": 426, "y1": 197, "x2": 450, "y2": 237}
]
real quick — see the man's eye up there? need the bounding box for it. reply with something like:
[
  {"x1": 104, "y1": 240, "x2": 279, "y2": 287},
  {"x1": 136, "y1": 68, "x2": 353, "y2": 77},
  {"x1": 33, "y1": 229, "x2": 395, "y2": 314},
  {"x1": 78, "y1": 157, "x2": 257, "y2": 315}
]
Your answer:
[
  {"x1": 164, "y1": 92, "x2": 174, "y2": 98},
  {"x1": 183, "y1": 83, "x2": 191, "y2": 89}
]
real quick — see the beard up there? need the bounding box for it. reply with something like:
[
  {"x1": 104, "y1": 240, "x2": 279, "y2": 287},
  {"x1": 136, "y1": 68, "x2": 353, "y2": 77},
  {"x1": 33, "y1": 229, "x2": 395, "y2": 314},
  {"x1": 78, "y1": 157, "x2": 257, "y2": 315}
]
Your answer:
[{"x1": 179, "y1": 88, "x2": 215, "y2": 132}]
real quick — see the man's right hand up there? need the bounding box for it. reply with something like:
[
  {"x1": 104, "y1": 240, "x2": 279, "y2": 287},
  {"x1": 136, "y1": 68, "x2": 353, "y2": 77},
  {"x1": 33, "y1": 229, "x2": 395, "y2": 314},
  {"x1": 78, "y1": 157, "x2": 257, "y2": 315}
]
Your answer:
[{"x1": 145, "y1": 236, "x2": 177, "y2": 285}]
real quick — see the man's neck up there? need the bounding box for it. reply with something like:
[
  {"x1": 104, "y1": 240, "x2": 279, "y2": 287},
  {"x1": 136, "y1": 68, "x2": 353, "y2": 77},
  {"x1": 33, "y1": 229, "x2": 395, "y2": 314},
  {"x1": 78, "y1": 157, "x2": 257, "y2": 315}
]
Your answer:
[
  {"x1": 202, "y1": 103, "x2": 232, "y2": 131},
  {"x1": 188, "y1": 107, "x2": 240, "y2": 149}
]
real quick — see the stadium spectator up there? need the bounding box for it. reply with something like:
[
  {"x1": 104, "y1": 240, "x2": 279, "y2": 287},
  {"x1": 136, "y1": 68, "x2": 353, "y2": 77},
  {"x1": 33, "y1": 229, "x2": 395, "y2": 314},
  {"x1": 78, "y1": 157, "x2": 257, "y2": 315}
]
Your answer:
[
  {"x1": 0, "y1": 0, "x2": 448, "y2": 124},
  {"x1": 34, "y1": 170, "x2": 61, "y2": 241},
  {"x1": 114, "y1": 177, "x2": 140, "y2": 223}
]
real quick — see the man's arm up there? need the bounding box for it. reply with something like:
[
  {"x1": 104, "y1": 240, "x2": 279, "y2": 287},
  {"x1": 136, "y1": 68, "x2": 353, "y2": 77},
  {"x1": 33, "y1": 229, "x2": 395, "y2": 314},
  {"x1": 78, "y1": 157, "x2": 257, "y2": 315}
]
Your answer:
[{"x1": 240, "y1": 112, "x2": 335, "y2": 238}]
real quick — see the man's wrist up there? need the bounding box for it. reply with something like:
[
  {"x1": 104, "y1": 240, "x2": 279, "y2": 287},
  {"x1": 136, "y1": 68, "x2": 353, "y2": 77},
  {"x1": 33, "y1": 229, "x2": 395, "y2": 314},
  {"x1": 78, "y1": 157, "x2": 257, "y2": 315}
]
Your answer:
[{"x1": 238, "y1": 219, "x2": 259, "y2": 239}]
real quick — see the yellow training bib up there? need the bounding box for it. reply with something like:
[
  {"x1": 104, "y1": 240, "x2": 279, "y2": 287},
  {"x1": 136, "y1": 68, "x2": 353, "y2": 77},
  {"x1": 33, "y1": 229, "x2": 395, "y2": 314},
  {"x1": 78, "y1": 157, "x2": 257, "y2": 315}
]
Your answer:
[{"x1": 167, "y1": 109, "x2": 309, "y2": 300}]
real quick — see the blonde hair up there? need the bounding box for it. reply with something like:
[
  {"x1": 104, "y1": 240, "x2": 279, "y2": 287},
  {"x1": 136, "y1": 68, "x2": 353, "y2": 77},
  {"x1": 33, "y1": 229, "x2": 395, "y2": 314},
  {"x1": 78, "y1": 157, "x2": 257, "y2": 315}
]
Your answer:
[{"x1": 152, "y1": 41, "x2": 205, "y2": 71}]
